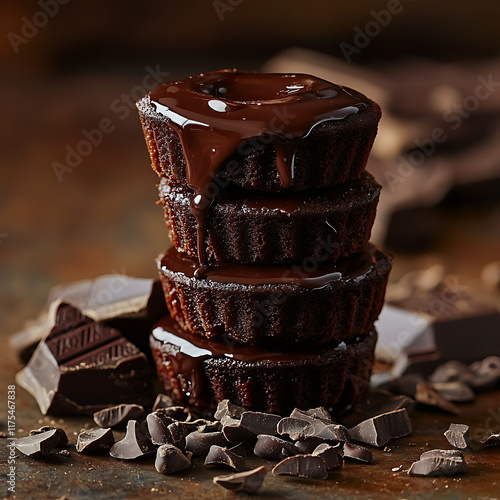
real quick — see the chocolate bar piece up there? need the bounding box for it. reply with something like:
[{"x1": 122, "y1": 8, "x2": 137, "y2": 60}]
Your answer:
[
  {"x1": 444, "y1": 424, "x2": 470, "y2": 449},
  {"x1": 77, "y1": 428, "x2": 115, "y2": 453},
  {"x1": 408, "y1": 449, "x2": 467, "y2": 477},
  {"x1": 272, "y1": 455, "x2": 328, "y2": 480},
  {"x1": 16, "y1": 303, "x2": 152, "y2": 415},
  {"x1": 213, "y1": 466, "x2": 267, "y2": 494},
  {"x1": 348, "y1": 409, "x2": 412, "y2": 447},
  {"x1": 254, "y1": 435, "x2": 298, "y2": 460},
  {"x1": 109, "y1": 420, "x2": 156, "y2": 460},
  {"x1": 93, "y1": 404, "x2": 145, "y2": 428},
  {"x1": 240, "y1": 412, "x2": 281, "y2": 437},
  {"x1": 155, "y1": 444, "x2": 192, "y2": 474},
  {"x1": 204, "y1": 445, "x2": 245, "y2": 472},
  {"x1": 15, "y1": 429, "x2": 61, "y2": 458}
]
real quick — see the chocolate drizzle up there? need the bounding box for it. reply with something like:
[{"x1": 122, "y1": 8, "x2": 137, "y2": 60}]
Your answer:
[
  {"x1": 150, "y1": 70, "x2": 370, "y2": 266},
  {"x1": 159, "y1": 243, "x2": 386, "y2": 289}
]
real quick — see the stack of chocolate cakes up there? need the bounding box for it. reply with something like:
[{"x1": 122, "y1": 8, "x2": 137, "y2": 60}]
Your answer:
[{"x1": 136, "y1": 70, "x2": 392, "y2": 415}]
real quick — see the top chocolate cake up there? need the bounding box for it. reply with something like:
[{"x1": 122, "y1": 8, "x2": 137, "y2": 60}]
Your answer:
[{"x1": 136, "y1": 69, "x2": 381, "y2": 194}]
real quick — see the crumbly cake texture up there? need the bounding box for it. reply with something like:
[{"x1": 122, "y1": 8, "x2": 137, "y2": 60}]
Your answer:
[
  {"x1": 158, "y1": 171, "x2": 380, "y2": 264},
  {"x1": 137, "y1": 91, "x2": 381, "y2": 193},
  {"x1": 156, "y1": 249, "x2": 391, "y2": 345},
  {"x1": 150, "y1": 325, "x2": 377, "y2": 415}
]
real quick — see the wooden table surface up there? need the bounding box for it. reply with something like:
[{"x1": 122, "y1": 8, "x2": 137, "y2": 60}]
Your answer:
[{"x1": 1, "y1": 75, "x2": 500, "y2": 499}]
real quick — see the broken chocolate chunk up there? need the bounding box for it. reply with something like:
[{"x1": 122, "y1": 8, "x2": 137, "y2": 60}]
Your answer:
[
  {"x1": 240, "y1": 411, "x2": 281, "y2": 436},
  {"x1": 76, "y1": 428, "x2": 115, "y2": 453},
  {"x1": 312, "y1": 443, "x2": 341, "y2": 470},
  {"x1": 462, "y1": 356, "x2": 500, "y2": 391},
  {"x1": 409, "y1": 449, "x2": 467, "y2": 477},
  {"x1": 343, "y1": 442, "x2": 372, "y2": 463},
  {"x1": 229, "y1": 440, "x2": 256, "y2": 458},
  {"x1": 214, "y1": 399, "x2": 246, "y2": 421},
  {"x1": 166, "y1": 421, "x2": 199, "y2": 450},
  {"x1": 277, "y1": 417, "x2": 315, "y2": 441},
  {"x1": 29, "y1": 426, "x2": 68, "y2": 447},
  {"x1": 444, "y1": 423, "x2": 470, "y2": 449},
  {"x1": 350, "y1": 390, "x2": 416, "y2": 421},
  {"x1": 304, "y1": 407, "x2": 333, "y2": 423},
  {"x1": 15, "y1": 429, "x2": 61, "y2": 458},
  {"x1": 152, "y1": 393, "x2": 174, "y2": 411},
  {"x1": 16, "y1": 303, "x2": 152, "y2": 415},
  {"x1": 432, "y1": 382, "x2": 475, "y2": 403},
  {"x1": 185, "y1": 431, "x2": 228, "y2": 457},
  {"x1": 414, "y1": 383, "x2": 460, "y2": 414},
  {"x1": 155, "y1": 444, "x2": 191, "y2": 474},
  {"x1": 222, "y1": 419, "x2": 255, "y2": 443},
  {"x1": 147, "y1": 411, "x2": 175, "y2": 446},
  {"x1": 272, "y1": 454, "x2": 328, "y2": 480},
  {"x1": 254, "y1": 435, "x2": 298, "y2": 460},
  {"x1": 109, "y1": 420, "x2": 156, "y2": 460},
  {"x1": 93, "y1": 404, "x2": 145, "y2": 429},
  {"x1": 429, "y1": 361, "x2": 467, "y2": 384},
  {"x1": 204, "y1": 445, "x2": 246, "y2": 471},
  {"x1": 482, "y1": 433, "x2": 500, "y2": 446},
  {"x1": 348, "y1": 409, "x2": 412, "y2": 447},
  {"x1": 294, "y1": 437, "x2": 325, "y2": 454},
  {"x1": 289, "y1": 408, "x2": 348, "y2": 441},
  {"x1": 213, "y1": 466, "x2": 267, "y2": 494}
]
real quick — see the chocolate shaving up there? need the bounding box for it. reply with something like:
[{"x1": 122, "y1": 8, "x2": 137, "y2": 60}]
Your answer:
[
  {"x1": 204, "y1": 445, "x2": 246, "y2": 471},
  {"x1": 213, "y1": 466, "x2": 267, "y2": 494},
  {"x1": 93, "y1": 404, "x2": 145, "y2": 429}
]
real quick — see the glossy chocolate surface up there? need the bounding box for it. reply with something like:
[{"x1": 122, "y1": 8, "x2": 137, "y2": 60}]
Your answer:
[
  {"x1": 150, "y1": 70, "x2": 370, "y2": 264},
  {"x1": 159, "y1": 243, "x2": 388, "y2": 288}
]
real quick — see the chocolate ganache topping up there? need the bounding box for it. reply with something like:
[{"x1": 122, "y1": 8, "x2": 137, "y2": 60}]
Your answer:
[
  {"x1": 159, "y1": 243, "x2": 388, "y2": 289},
  {"x1": 151, "y1": 314, "x2": 369, "y2": 406},
  {"x1": 149, "y1": 70, "x2": 371, "y2": 267}
]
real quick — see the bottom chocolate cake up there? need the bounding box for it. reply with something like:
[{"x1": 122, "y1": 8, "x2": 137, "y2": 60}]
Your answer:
[{"x1": 150, "y1": 315, "x2": 377, "y2": 415}]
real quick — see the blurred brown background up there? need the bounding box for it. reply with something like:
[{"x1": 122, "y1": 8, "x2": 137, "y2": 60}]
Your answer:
[{"x1": 1, "y1": 0, "x2": 500, "y2": 337}]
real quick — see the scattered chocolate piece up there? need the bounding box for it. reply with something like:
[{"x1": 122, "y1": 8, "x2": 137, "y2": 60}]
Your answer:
[
  {"x1": 254, "y1": 435, "x2": 298, "y2": 460},
  {"x1": 214, "y1": 399, "x2": 246, "y2": 421},
  {"x1": 429, "y1": 361, "x2": 467, "y2": 384},
  {"x1": 444, "y1": 423, "x2": 470, "y2": 449},
  {"x1": 277, "y1": 417, "x2": 314, "y2": 440},
  {"x1": 191, "y1": 419, "x2": 222, "y2": 433},
  {"x1": 157, "y1": 406, "x2": 191, "y2": 422},
  {"x1": 213, "y1": 466, "x2": 267, "y2": 494},
  {"x1": 16, "y1": 303, "x2": 152, "y2": 415},
  {"x1": 93, "y1": 404, "x2": 145, "y2": 429},
  {"x1": 343, "y1": 442, "x2": 372, "y2": 463},
  {"x1": 147, "y1": 411, "x2": 175, "y2": 446},
  {"x1": 432, "y1": 382, "x2": 475, "y2": 403},
  {"x1": 29, "y1": 426, "x2": 68, "y2": 447},
  {"x1": 229, "y1": 440, "x2": 256, "y2": 458},
  {"x1": 155, "y1": 444, "x2": 191, "y2": 474},
  {"x1": 294, "y1": 437, "x2": 325, "y2": 454},
  {"x1": 482, "y1": 433, "x2": 500, "y2": 446},
  {"x1": 15, "y1": 429, "x2": 60, "y2": 458},
  {"x1": 272, "y1": 454, "x2": 328, "y2": 480},
  {"x1": 462, "y1": 356, "x2": 500, "y2": 391},
  {"x1": 222, "y1": 420, "x2": 255, "y2": 443},
  {"x1": 414, "y1": 383, "x2": 460, "y2": 414},
  {"x1": 58, "y1": 449, "x2": 70, "y2": 457},
  {"x1": 351, "y1": 390, "x2": 416, "y2": 420},
  {"x1": 312, "y1": 443, "x2": 341, "y2": 470},
  {"x1": 77, "y1": 428, "x2": 115, "y2": 453},
  {"x1": 304, "y1": 407, "x2": 333, "y2": 423},
  {"x1": 289, "y1": 409, "x2": 348, "y2": 441},
  {"x1": 348, "y1": 409, "x2": 412, "y2": 447},
  {"x1": 240, "y1": 411, "x2": 281, "y2": 436},
  {"x1": 152, "y1": 393, "x2": 174, "y2": 411},
  {"x1": 408, "y1": 449, "x2": 467, "y2": 477},
  {"x1": 205, "y1": 445, "x2": 246, "y2": 471},
  {"x1": 109, "y1": 420, "x2": 156, "y2": 460},
  {"x1": 166, "y1": 421, "x2": 199, "y2": 450},
  {"x1": 185, "y1": 431, "x2": 228, "y2": 457}
]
